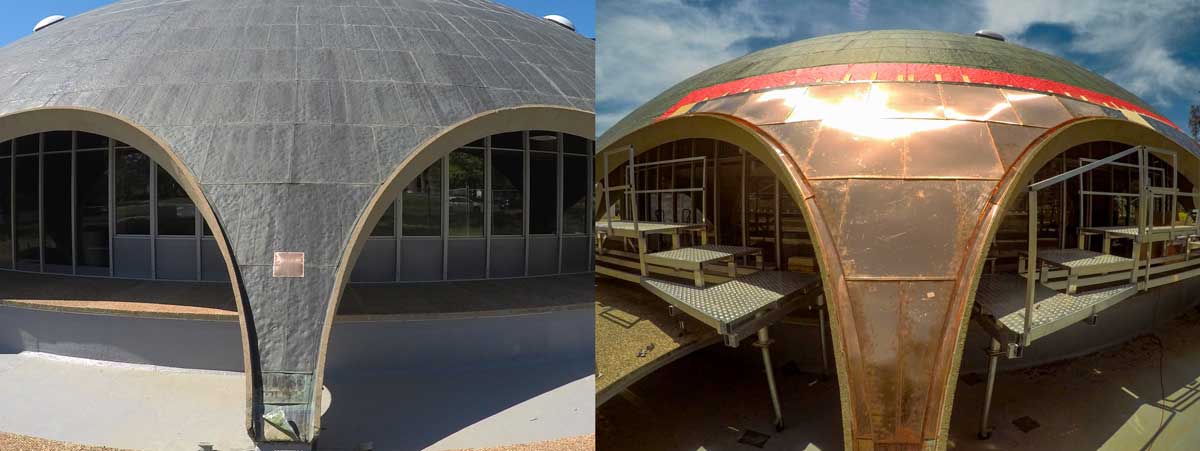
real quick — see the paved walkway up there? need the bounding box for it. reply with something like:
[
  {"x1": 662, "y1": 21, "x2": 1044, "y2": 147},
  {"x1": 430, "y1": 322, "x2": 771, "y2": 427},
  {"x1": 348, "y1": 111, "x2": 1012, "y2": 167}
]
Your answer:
[
  {"x1": 0, "y1": 353, "x2": 595, "y2": 451},
  {"x1": 0, "y1": 353, "x2": 253, "y2": 451}
]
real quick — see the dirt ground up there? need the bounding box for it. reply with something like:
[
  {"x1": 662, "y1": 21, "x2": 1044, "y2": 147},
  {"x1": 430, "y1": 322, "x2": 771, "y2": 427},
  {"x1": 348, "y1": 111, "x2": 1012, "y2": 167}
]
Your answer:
[
  {"x1": 598, "y1": 300, "x2": 1200, "y2": 451},
  {"x1": 0, "y1": 432, "x2": 133, "y2": 451}
]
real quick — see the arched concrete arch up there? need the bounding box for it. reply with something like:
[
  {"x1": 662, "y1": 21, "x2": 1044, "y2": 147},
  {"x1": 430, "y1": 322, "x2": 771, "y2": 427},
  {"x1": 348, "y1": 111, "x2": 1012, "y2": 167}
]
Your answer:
[
  {"x1": 595, "y1": 112, "x2": 865, "y2": 448},
  {"x1": 942, "y1": 117, "x2": 1198, "y2": 437},
  {"x1": 312, "y1": 105, "x2": 594, "y2": 436},
  {"x1": 0, "y1": 107, "x2": 257, "y2": 432}
]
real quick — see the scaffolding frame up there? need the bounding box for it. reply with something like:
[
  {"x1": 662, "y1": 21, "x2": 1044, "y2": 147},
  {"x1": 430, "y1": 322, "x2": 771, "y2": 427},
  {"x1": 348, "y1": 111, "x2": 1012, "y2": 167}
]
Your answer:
[{"x1": 979, "y1": 144, "x2": 1199, "y2": 439}]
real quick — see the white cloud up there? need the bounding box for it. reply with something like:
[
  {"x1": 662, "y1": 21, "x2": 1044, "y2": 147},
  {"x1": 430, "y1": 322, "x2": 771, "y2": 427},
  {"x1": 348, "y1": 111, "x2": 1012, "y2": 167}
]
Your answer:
[
  {"x1": 982, "y1": 0, "x2": 1200, "y2": 109},
  {"x1": 596, "y1": 0, "x2": 794, "y2": 134}
]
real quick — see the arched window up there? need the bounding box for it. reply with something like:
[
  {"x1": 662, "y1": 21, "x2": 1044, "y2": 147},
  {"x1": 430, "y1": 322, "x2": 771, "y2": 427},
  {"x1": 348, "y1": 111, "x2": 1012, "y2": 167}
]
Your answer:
[
  {"x1": 350, "y1": 131, "x2": 594, "y2": 283},
  {"x1": 0, "y1": 131, "x2": 220, "y2": 280}
]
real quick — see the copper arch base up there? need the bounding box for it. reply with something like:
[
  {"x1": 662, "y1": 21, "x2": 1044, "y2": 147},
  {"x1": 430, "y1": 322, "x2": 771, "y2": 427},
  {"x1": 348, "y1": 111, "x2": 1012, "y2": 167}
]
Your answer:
[{"x1": 599, "y1": 113, "x2": 1193, "y2": 450}]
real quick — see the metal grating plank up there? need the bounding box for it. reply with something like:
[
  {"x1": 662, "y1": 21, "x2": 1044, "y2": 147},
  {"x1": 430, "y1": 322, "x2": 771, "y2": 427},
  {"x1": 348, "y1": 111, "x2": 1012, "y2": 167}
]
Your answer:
[
  {"x1": 996, "y1": 284, "x2": 1136, "y2": 332},
  {"x1": 642, "y1": 271, "x2": 819, "y2": 333},
  {"x1": 1033, "y1": 248, "x2": 1131, "y2": 269},
  {"x1": 645, "y1": 244, "x2": 760, "y2": 265}
]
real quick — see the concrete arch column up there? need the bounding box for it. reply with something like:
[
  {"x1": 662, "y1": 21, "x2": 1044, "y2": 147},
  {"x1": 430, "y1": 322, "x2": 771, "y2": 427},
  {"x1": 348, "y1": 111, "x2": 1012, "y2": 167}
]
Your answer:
[
  {"x1": 312, "y1": 105, "x2": 594, "y2": 439},
  {"x1": 0, "y1": 107, "x2": 258, "y2": 433}
]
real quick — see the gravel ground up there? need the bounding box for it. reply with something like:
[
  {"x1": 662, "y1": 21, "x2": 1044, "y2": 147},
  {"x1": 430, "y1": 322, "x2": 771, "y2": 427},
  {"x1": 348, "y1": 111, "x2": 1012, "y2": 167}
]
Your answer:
[
  {"x1": 450, "y1": 434, "x2": 595, "y2": 451},
  {"x1": 0, "y1": 432, "x2": 133, "y2": 451},
  {"x1": 0, "y1": 433, "x2": 594, "y2": 451},
  {"x1": 594, "y1": 277, "x2": 715, "y2": 395}
]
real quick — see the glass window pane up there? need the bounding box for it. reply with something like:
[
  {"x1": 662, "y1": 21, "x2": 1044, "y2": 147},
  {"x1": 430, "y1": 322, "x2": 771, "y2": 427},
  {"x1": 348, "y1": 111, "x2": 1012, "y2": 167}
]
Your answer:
[
  {"x1": 157, "y1": 165, "x2": 195, "y2": 236},
  {"x1": 563, "y1": 156, "x2": 588, "y2": 234},
  {"x1": 402, "y1": 160, "x2": 442, "y2": 236},
  {"x1": 530, "y1": 152, "x2": 557, "y2": 234},
  {"x1": 115, "y1": 149, "x2": 150, "y2": 235},
  {"x1": 44, "y1": 131, "x2": 72, "y2": 152},
  {"x1": 491, "y1": 132, "x2": 523, "y2": 150},
  {"x1": 492, "y1": 150, "x2": 523, "y2": 235},
  {"x1": 43, "y1": 153, "x2": 72, "y2": 270},
  {"x1": 529, "y1": 131, "x2": 558, "y2": 152},
  {"x1": 15, "y1": 156, "x2": 39, "y2": 269},
  {"x1": 0, "y1": 140, "x2": 10, "y2": 157},
  {"x1": 371, "y1": 203, "x2": 395, "y2": 237},
  {"x1": 77, "y1": 132, "x2": 109, "y2": 150},
  {"x1": 15, "y1": 134, "x2": 38, "y2": 155},
  {"x1": 465, "y1": 138, "x2": 485, "y2": 147},
  {"x1": 203, "y1": 220, "x2": 213, "y2": 236},
  {"x1": 76, "y1": 150, "x2": 109, "y2": 271},
  {"x1": 564, "y1": 134, "x2": 588, "y2": 155},
  {"x1": 449, "y1": 149, "x2": 484, "y2": 237},
  {"x1": 0, "y1": 158, "x2": 11, "y2": 268}
]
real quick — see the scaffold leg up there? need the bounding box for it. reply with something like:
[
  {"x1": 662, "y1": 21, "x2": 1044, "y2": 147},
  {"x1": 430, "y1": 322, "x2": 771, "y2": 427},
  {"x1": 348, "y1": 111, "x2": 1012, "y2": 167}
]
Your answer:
[
  {"x1": 978, "y1": 338, "x2": 1001, "y2": 440},
  {"x1": 755, "y1": 325, "x2": 784, "y2": 432},
  {"x1": 818, "y1": 297, "x2": 829, "y2": 380}
]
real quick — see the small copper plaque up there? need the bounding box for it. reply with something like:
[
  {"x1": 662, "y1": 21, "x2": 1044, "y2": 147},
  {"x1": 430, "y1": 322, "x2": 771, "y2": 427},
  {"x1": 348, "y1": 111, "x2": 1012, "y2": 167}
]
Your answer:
[{"x1": 273, "y1": 252, "x2": 305, "y2": 278}]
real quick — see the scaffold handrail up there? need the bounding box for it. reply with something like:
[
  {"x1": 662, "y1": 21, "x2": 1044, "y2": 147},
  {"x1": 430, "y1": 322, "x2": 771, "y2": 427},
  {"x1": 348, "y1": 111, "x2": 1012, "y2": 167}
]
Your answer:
[
  {"x1": 631, "y1": 156, "x2": 707, "y2": 167},
  {"x1": 632, "y1": 188, "x2": 704, "y2": 194},
  {"x1": 1028, "y1": 145, "x2": 1143, "y2": 192}
]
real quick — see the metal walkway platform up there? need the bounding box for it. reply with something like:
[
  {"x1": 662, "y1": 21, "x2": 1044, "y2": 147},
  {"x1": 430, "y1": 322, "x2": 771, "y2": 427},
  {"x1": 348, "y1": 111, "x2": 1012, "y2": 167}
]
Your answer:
[
  {"x1": 643, "y1": 244, "x2": 763, "y2": 286},
  {"x1": 1019, "y1": 248, "x2": 1134, "y2": 293},
  {"x1": 594, "y1": 220, "x2": 705, "y2": 239},
  {"x1": 973, "y1": 273, "x2": 1137, "y2": 345},
  {"x1": 641, "y1": 271, "x2": 820, "y2": 346}
]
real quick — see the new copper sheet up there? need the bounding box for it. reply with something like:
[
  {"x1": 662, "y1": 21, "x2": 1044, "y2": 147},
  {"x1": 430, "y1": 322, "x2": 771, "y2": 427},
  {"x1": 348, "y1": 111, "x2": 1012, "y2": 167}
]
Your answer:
[
  {"x1": 905, "y1": 119, "x2": 1003, "y2": 179},
  {"x1": 787, "y1": 82, "x2": 871, "y2": 123},
  {"x1": 733, "y1": 86, "x2": 806, "y2": 124},
  {"x1": 939, "y1": 84, "x2": 1020, "y2": 124},
  {"x1": 807, "y1": 179, "x2": 850, "y2": 250},
  {"x1": 833, "y1": 179, "x2": 973, "y2": 278},
  {"x1": 760, "y1": 121, "x2": 821, "y2": 169},
  {"x1": 898, "y1": 279, "x2": 954, "y2": 440},
  {"x1": 806, "y1": 120, "x2": 904, "y2": 178},
  {"x1": 846, "y1": 279, "x2": 902, "y2": 439},
  {"x1": 1002, "y1": 89, "x2": 1073, "y2": 128},
  {"x1": 867, "y1": 82, "x2": 944, "y2": 119}
]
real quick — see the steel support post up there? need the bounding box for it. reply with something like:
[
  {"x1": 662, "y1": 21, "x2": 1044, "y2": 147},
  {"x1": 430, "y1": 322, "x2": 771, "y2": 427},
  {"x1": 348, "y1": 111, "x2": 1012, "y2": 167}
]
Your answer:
[
  {"x1": 754, "y1": 320, "x2": 784, "y2": 431},
  {"x1": 978, "y1": 338, "x2": 1002, "y2": 439},
  {"x1": 817, "y1": 295, "x2": 829, "y2": 379}
]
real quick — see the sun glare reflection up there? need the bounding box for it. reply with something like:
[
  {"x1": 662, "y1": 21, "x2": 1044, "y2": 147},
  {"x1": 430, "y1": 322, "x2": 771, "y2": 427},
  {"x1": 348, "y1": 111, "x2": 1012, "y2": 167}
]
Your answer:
[{"x1": 738, "y1": 82, "x2": 1028, "y2": 139}]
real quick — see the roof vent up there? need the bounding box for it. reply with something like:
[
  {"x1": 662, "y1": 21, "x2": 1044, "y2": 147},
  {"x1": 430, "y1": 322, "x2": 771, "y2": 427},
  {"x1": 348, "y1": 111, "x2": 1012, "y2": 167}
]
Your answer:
[
  {"x1": 34, "y1": 15, "x2": 66, "y2": 32},
  {"x1": 543, "y1": 14, "x2": 575, "y2": 32},
  {"x1": 974, "y1": 29, "x2": 1006, "y2": 41}
]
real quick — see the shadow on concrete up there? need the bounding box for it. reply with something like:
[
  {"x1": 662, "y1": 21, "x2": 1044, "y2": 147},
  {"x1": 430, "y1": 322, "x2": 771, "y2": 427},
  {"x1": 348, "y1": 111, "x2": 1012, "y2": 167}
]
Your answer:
[
  {"x1": 319, "y1": 358, "x2": 593, "y2": 450},
  {"x1": 0, "y1": 270, "x2": 237, "y2": 311},
  {"x1": 318, "y1": 308, "x2": 595, "y2": 450}
]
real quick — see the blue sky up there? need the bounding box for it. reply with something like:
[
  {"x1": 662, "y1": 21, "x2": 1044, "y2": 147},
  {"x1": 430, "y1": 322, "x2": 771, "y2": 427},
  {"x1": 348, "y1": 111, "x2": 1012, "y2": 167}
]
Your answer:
[
  {"x1": 598, "y1": 0, "x2": 1200, "y2": 135},
  {"x1": 0, "y1": 0, "x2": 593, "y2": 45}
]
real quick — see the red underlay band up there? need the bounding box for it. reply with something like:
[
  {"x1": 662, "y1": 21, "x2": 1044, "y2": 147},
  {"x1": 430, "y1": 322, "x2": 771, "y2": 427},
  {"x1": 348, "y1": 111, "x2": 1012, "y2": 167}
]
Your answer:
[{"x1": 658, "y1": 62, "x2": 1177, "y2": 129}]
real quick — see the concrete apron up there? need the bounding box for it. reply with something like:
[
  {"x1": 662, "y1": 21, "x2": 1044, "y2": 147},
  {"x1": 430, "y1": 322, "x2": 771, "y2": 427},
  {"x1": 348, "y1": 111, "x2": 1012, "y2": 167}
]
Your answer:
[{"x1": 0, "y1": 306, "x2": 595, "y2": 450}]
